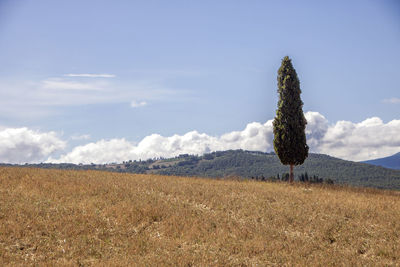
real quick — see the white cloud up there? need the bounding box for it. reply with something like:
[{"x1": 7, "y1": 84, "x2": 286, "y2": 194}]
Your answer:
[
  {"x1": 48, "y1": 119, "x2": 275, "y2": 164},
  {"x1": 305, "y1": 113, "x2": 400, "y2": 161},
  {"x1": 64, "y1": 74, "x2": 116, "y2": 78},
  {"x1": 130, "y1": 100, "x2": 147, "y2": 108},
  {"x1": 1, "y1": 112, "x2": 396, "y2": 164},
  {"x1": 42, "y1": 78, "x2": 105, "y2": 91},
  {"x1": 383, "y1": 97, "x2": 400, "y2": 104},
  {"x1": 47, "y1": 139, "x2": 134, "y2": 164},
  {"x1": 70, "y1": 134, "x2": 91, "y2": 141},
  {"x1": 48, "y1": 111, "x2": 400, "y2": 164},
  {"x1": 0, "y1": 127, "x2": 66, "y2": 164},
  {"x1": 304, "y1": 111, "x2": 329, "y2": 149},
  {"x1": 0, "y1": 77, "x2": 183, "y2": 118}
]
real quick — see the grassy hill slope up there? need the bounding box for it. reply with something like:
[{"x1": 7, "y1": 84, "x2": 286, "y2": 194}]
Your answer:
[{"x1": 1, "y1": 167, "x2": 399, "y2": 266}]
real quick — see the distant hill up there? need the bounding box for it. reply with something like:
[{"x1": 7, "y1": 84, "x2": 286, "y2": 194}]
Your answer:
[
  {"x1": 362, "y1": 152, "x2": 400, "y2": 170},
  {"x1": 9, "y1": 149, "x2": 400, "y2": 190},
  {"x1": 149, "y1": 150, "x2": 400, "y2": 190}
]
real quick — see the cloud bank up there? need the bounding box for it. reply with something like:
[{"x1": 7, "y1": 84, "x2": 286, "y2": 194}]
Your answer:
[
  {"x1": 46, "y1": 111, "x2": 400, "y2": 164},
  {"x1": 2, "y1": 112, "x2": 399, "y2": 164},
  {"x1": 0, "y1": 127, "x2": 66, "y2": 164},
  {"x1": 48, "y1": 120, "x2": 274, "y2": 164},
  {"x1": 308, "y1": 114, "x2": 400, "y2": 161}
]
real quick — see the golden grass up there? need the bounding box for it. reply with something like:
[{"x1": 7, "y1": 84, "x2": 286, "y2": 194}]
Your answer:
[{"x1": 0, "y1": 167, "x2": 399, "y2": 266}]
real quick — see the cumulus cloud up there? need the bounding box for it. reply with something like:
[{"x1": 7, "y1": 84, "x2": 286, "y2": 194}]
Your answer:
[
  {"x1": 308, "y1": 115, "x2": 400, "y2": 161},
  {"x1": 1, "y1": 112, "x2": 398, "y2": 164},
  {"x1": 48, "y1": 112, "x2": 400, "y2": 164},
  {"x1": 383, "y1": 97, "x2": 400, "y2": 104},
  {"x1": 64, "y1": 74, "x2": 116, "y2": 78},
  {"x1": 130, "y1": 100, "x2": 148, "y2": 108},
  {"x1": 304, "y1": 112, "x2": 329, "y2": 149},
  {"x1": 48, "y1": 120, "x2": 274, "y2": 164},
  {"x1": 0, "y1": 127, "x2": 66, "y2": 164},
  {"x1": 47, "y1": 139, "x2": 134, "y2": 164}
]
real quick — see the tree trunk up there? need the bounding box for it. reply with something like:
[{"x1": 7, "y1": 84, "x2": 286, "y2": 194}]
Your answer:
[{"x1": 289, "y1": 164, "x2": 294, "y2": 183}]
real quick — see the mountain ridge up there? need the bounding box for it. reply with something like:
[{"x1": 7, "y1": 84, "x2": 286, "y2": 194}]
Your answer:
[{"x1": 362, "y1": 152, "x2": 400, "y2": 170}]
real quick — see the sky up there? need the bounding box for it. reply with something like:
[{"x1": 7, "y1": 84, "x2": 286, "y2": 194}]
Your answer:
[{"x1": 0, "y1": 0, "x2": 399, "y2": 164}]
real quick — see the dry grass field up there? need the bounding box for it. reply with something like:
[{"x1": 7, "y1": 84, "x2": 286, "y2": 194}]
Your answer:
[{"x1": 0, "y1": 167, "x2": 399, "y2": 266}]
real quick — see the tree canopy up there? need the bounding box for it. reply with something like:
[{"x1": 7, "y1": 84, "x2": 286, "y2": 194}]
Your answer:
[{"x1": 273, "y1": 56, "x2": 308, "y2": 181}]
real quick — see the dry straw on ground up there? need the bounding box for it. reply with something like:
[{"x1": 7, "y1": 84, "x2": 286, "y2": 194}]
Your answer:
[{"x1": 0, "y1": 167, "x2": 399, "y2": 266}]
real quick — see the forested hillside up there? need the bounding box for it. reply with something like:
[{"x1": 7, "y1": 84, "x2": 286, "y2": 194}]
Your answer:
[
  {"x1": 7, "y1": 150, "x2": 400, "y2": 190},
  {"x1": 152, "y1": 150, "x2": 400, "y2": 190}
]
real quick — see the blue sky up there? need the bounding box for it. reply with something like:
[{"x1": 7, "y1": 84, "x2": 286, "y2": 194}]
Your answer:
[{"x1": 0, "y1": 0, "x2": 399, "y2": 163}]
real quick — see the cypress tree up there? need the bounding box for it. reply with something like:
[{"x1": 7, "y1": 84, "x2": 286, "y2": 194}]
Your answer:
[{"x1": 273, "y1": 56, "x2": 309, "y2": 183}]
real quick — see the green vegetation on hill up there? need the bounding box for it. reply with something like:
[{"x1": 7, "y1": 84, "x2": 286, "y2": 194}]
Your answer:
[
  {"x1": 152, "y1": 150, "x2": 400, "y2": 190},
  {"x1": 3, "y1": 150, "x2": 400, "y2": 190}
]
